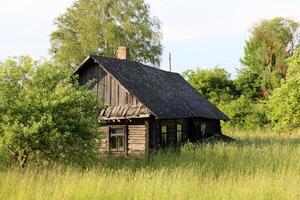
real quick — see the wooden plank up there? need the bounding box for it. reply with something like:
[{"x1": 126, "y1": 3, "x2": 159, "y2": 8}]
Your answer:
[
  {"x1": 128, "y1": 129, "x2": 146, "y2": 132},
  {"x1": 128, "y1": 140, "x2": 146, "y2": 144},
  {"x1": 134, "y1": 105, "x2": 142, "y2": 116},
  {"x1": 128, "y1": 144, "x2": 145, "y2": 151},
  {"x1": 123, "y1": 104, "x2": 130, "y2": 116},
  {"x1": 128, "y1": 130, "x2": 146, "y2": 134},
  {"x1": 129, "y1": 128, "x2": 146, "y2": 130},
  {"x1": 145, "y1": 120, "x2": 149, "y2": 155},
  {"x1": 128, "y1": 135, "x2": 146, "y2": 139},
  {"x1": 129, "y1": 125, "x2": 145, "y2": 129}
]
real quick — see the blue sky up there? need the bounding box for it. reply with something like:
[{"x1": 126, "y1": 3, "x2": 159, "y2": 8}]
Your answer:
[{"x1": 1, "y1": 0, "x2": 300, "y2": 77}]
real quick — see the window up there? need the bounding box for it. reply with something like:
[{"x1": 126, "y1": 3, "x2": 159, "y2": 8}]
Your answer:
[
  {"x1": 176, "y1": 124, "x2": 182, "y2": 142},
  {"x1": 201, "y1": 123, "x2": 206, "y2": 135},
  {"x1": 110, "y1": 127, "x2": 126, "y2": 151},
  {"x1": 161, "y1": 125, "x2": 168, "y2": 147}
]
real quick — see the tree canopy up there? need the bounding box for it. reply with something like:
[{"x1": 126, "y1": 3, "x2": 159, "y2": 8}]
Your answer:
[
  {"x1": 183, "y1": 67, "x2": 237, "y2": 105},
  {"x1": 267, "y1": 48, "x2": 300, "y2": 132},
  {"x1": 50, "y1": 0, "x2": 162, "y2": 70},
  {"x1": 238, "y1": 17, "x2": 299, "y2": 99}
]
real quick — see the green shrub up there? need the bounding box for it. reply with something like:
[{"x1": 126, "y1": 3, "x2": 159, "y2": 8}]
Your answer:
[
  {"x1": 220, "y1": 95, "x2": 269, "y2": 130},
  {"x1": 0, "y1": 56, "x2": 100, "y2": 167}
]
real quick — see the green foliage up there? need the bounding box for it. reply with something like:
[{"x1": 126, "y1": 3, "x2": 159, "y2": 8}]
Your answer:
[
  {"x1": 238, "y1": 17, "x2": 299, "y2": 98},
  {"x1": 220, "y1": 96, "x2": 269, "y2": 130},
  {"x1": 50, "y1": 0, "x2": 162, "y2": 70},
  {"x1": 0, "y1": 56, "x2": 100, "y2": 167},
  {"x1": 183, "y1": 67, "x2": 237, "y2": 105},
  {"x1": 267, "y1": 48, "x2": 300, "y2": 132}
]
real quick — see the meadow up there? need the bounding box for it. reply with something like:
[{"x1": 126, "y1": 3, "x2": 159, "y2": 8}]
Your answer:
[{"x1": 1, "y1": 130, "x2": 300, "y2": 200}]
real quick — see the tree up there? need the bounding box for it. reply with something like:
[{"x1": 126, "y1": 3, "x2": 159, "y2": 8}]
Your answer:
[
  {"x1": 183, "y1": 67, "x2": 237, "y2": 105},
  {"x1": 50, "y1": 0, "x2": 162, "y2": 71},
  {"x1": 238, "y1": 17, "x2": 299, "y2": 99},
  {"x1": 0, "y1": 56, "x2": 100, "y2": 167},
  {"x1": 267, "y1": 47, "x2": 300, "y2": 132},
  {"x1": 219, "y1": 96, "x2": 269, "y2": 130}
]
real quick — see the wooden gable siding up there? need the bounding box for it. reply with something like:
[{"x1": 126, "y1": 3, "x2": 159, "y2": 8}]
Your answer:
[{"x1": 78, "y1": 64, "x2": 141, "y2": 106}]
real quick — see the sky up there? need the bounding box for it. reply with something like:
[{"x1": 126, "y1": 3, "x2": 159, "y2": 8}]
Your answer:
[{"x1": 1, "y1": 0, "x2": 300, "y2": 77}]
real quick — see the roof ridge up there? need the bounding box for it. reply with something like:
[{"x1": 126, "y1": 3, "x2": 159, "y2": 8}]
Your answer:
[{"x1": 90, "y1": 55, "x2": 180, "y2": 75}]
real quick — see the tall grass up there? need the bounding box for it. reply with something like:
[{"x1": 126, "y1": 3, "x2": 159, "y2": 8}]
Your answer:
[{"x1": 1, "y1": 130, "x2": 300, "y2": 200}]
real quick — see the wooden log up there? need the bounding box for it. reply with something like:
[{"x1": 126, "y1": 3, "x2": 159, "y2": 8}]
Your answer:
[
  {"x1": 128, "y1": 125, "x2": 145, "y2": 128},
  {"x1": 128, "y1": 144, "x2": 145, "y2": 151},
  {"x1": 128, "y1": 132, "x2": 145, "y2": 136},
  {"x1": 128, "y1": 139, "x2": 146, "y2": 144},
  {"x1": 128, "y1": 136, "x2": 146, "y2": 140},
  {"x1": 129, "y1": 128, "x2": 146, "y2": 131},
  {"x1": 128, "y1": 130, "x2": 146, "y2": 133},
  {"x1": 129, "y1": 130, "x2": 146, "y2": 133}
]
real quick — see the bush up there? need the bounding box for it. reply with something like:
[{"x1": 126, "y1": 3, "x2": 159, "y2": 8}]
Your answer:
[
  {"x1": 0, "y1": 56, "x2": 100, "y2": 167},
  {"x1": 220, "y1": 95, "x2": 269, "y2": 130}
]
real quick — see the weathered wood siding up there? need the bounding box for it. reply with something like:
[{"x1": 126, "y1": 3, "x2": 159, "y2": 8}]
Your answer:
[
  {"x1": 99, "y1": 123, "x2": 148, "y2": 155},
  {"x1": 78, "y1": 64, "x2": 141, "y2": 106},
  {"x1": 99, "y1": 126, "x2": 109, "y2": 152},
  {"x1": 128, "y1": 124, "x2": 148, "y2": 155}
]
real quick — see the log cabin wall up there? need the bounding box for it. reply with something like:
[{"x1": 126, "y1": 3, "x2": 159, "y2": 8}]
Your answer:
[
  {"x1": 128, "y1": 124, "x2": 149, "y2": 155},
  {"x1": 78, "y1": 64, "x2": 141, "y2": 106},
  {"x1": 99, "y1": 126, "x2": 109, "y2": 152},
  {"x1": 99, "y1": 120, "x2": 149, "y2": 155}
]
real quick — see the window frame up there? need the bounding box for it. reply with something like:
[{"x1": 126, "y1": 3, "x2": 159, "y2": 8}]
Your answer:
[
  {"x1": 176, "y1": 123, "x2": 183, "y2": 143},
  {"x1": 161, "y1": 124, "x2": 168, "y2": 147},
  {"x1": 109, "y1": 126, "x2": 127, "y2": 153}
]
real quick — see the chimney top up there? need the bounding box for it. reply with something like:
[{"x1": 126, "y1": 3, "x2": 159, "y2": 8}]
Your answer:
[{"x1": 117, "y1": 47, "x2": 128, "y2": 60}]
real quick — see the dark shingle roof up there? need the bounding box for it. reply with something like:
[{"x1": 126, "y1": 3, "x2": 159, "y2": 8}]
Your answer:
[{"x1": 74, "y1": 55, "x2": 229, "y2": 120}]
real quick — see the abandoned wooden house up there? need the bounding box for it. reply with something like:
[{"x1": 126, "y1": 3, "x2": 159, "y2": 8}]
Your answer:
[{"x1": 73, "y1": 47, "x2": 229, "y2": 155}]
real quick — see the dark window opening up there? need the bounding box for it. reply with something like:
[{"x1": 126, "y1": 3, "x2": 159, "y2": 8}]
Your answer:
[
  {"x1": 161, "y1": 125, "x2": 168, "y2": 147},
  {"x1": 110, "y1": 127, "x2": 125, "y2": 151},
  {"x1": 176, "y1": 124, "x2": 182, "y2": 142}
]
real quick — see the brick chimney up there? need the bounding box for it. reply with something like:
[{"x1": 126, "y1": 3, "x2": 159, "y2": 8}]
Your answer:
[{"x1": 117, "y1": 47, "x2": 128, "y2": 60}]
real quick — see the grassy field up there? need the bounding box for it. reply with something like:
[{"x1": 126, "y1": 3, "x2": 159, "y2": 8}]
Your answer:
[{"x1": 1, "y1": 130, "x2": 300, "y2": 200}]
